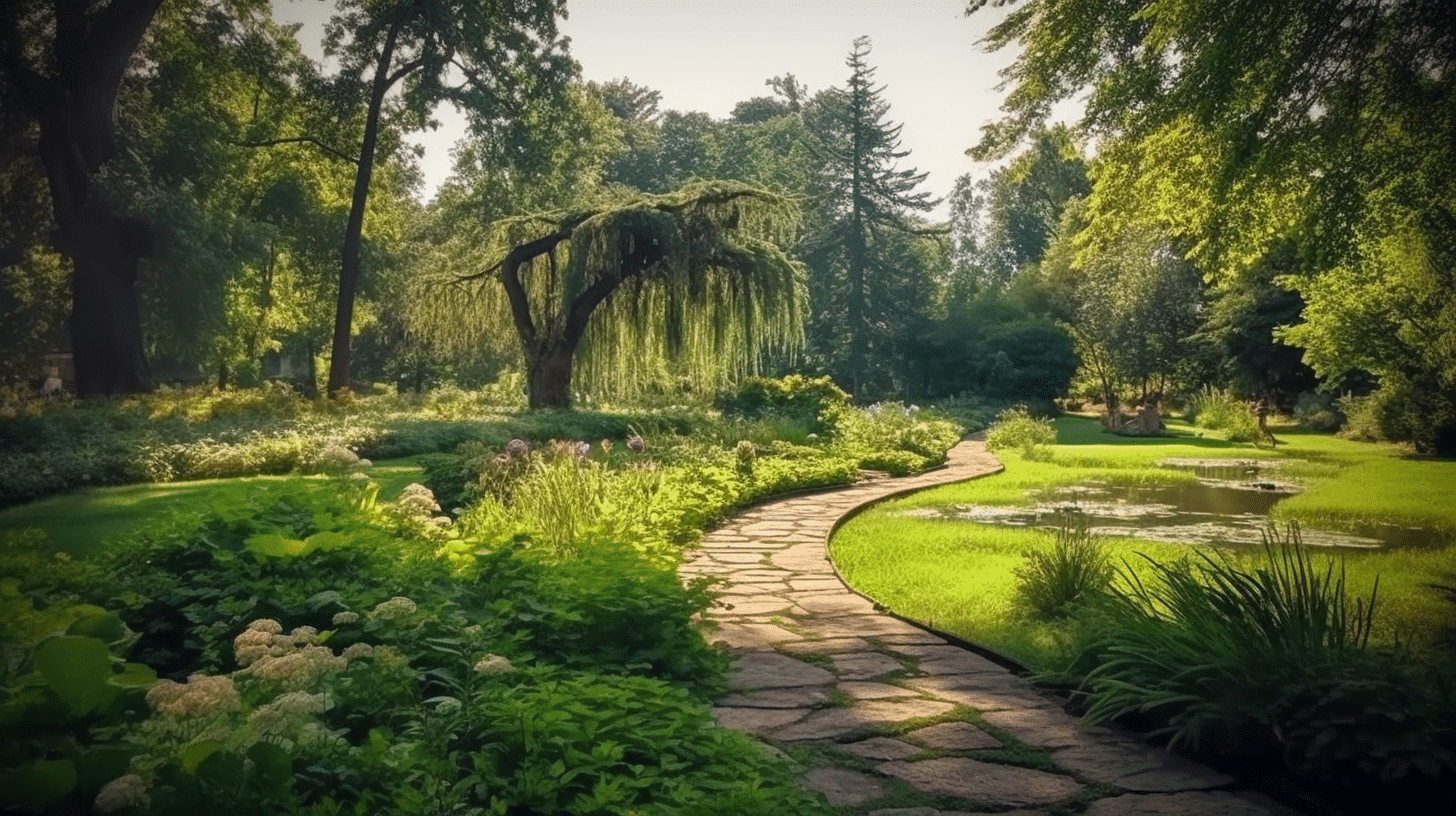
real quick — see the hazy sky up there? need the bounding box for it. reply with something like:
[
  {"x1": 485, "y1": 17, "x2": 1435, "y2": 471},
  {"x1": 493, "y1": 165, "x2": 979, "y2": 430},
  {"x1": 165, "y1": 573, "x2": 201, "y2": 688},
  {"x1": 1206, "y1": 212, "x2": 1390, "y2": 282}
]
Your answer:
[{"x1": 269, "y1": 0, "x2": 1025, "y2": 219}]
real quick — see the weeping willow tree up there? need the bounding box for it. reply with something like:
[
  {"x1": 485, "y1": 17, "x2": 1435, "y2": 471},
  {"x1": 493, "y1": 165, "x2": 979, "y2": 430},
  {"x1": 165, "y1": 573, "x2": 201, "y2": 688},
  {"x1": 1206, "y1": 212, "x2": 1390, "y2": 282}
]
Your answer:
[{"x1": 416, "y1": 181, "x2": 806, "y2": 409}]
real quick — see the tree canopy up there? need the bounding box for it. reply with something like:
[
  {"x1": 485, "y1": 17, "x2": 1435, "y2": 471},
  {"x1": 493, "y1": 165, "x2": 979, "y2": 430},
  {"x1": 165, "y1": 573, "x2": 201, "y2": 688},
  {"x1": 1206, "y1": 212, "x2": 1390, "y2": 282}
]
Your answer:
[
  {"x1": 972, "y1": 0, "x2": 1456, "y2": 450},
  {"x1": 415, "y1": 180, "x2": 806, "y2": 408}
]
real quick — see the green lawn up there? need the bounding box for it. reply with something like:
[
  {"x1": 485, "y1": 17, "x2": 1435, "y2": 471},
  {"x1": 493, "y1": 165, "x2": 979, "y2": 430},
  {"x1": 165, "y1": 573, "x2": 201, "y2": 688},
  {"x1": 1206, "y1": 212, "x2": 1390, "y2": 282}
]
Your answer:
[
  {"x1": 0, "y1": 457, "x2": 425, "y2": 556},
  {"x1": 832, "y1": 416, "x2": 1456, "y2": 669}
]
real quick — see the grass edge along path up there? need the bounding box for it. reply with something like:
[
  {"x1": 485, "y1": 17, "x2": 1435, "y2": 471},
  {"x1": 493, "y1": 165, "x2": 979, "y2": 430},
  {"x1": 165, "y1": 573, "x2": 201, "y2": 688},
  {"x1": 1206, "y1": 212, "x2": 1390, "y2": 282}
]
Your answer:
[
  {"x1": 831, "y1": 416, "x2": 1456, "y2": 670},
  {"x1": 687, "y1": 437, "x2": 1302, "y2": 816}
]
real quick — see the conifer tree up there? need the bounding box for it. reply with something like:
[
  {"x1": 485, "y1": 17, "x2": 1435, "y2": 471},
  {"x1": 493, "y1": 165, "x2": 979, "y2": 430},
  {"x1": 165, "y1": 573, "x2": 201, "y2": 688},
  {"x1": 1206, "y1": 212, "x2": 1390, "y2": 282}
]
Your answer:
[{"x1": 804, "y1": 36, "x2": 939, "y2": 397}]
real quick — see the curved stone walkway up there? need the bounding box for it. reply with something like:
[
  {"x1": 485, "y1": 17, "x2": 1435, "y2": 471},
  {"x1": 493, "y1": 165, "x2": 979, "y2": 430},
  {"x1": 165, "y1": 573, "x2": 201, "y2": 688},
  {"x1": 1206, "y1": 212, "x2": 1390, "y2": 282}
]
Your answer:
[{"x1": 680, "y1": 439, "x2": 1302, "y2": 816}]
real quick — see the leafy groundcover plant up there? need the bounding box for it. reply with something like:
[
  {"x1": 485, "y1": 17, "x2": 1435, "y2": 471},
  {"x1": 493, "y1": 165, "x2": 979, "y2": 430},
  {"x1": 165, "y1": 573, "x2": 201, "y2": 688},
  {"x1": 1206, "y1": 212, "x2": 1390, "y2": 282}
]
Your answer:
[
  {"x1": 1059, "y1": 524, "x2": 1456, "y2": 805},
  {"x1": 1, "y1": 476, "x2": 834, "y2": 815}
]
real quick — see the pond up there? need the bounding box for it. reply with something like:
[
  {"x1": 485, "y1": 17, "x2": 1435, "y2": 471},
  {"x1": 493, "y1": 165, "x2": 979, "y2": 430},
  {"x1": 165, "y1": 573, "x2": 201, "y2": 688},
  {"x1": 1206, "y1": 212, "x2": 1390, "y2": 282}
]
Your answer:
[{"x1": 898, "y1": 458, "x2": 1440, "y2": 550}]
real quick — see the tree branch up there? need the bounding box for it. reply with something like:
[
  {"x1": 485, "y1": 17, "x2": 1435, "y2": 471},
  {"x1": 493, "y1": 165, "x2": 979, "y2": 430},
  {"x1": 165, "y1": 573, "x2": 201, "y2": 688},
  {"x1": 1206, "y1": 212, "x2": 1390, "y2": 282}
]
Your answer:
[{"x1": 232, "y1": 136, "x2": 359, "y2": 165}]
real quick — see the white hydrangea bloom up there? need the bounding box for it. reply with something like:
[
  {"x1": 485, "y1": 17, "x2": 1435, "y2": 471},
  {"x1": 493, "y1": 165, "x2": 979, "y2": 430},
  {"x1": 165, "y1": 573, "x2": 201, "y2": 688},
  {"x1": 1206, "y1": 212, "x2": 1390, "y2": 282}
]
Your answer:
[
  {"x1": 145, "y1": 674, "x2": 241, "y2": 719},
  {"x1": 473, "y1": 654, "x2": 514, "y2": 674},
  {"x1": 367, "y1": 596, "x2": 418, "y2": 622},
  {"x1": 94, "y1": 774, "x2": 149, "y2": 813}
]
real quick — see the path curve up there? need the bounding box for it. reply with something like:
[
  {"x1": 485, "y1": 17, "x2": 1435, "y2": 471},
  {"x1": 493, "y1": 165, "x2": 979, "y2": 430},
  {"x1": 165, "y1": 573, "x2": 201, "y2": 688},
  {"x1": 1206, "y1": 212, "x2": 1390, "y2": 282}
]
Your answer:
[{"x1": 681, "y1": 438, "x2": 1301, "y2": 816}]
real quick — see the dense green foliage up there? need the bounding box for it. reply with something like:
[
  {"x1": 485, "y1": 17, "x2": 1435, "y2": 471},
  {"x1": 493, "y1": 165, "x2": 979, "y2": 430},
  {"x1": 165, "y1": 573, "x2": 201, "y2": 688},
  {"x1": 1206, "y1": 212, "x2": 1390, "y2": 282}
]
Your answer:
[{"x1": 0, "y1": 384, "x2": 968, "y2": 815}]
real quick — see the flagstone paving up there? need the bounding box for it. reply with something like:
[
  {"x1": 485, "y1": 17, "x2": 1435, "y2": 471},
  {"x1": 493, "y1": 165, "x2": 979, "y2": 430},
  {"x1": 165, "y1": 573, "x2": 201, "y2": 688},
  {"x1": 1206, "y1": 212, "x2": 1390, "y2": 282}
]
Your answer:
[{"x1": 681, "y1": 438, "x2": 1305, "y2": 816}]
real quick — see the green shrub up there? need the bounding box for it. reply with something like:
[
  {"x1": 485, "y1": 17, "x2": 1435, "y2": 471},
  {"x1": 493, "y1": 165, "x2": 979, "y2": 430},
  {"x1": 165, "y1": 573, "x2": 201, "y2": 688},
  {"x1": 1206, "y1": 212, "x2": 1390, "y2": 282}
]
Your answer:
[
  {"x1": 1337, "y1": 379, "x2": 1456, "y2": 455},
  {"x1": 1066, "y1": 524, "x2": 1454, "y2": 792},
  {"x1": 85, "y1": 478, "x2": 444, "y2": 676},
  {"x1": 1186, "y1": 386, "x2": 1260, "y2": 442},
  {"x1": 1337, "y1": 392, "x2": 1385, "y2": 442},
  {"x1": 855, "y1": 449, "x2": 930, "y2": 476},
  {"x1": 1015, "y1": 514, "x2": 1113, "y2": 619},
  {"x1": 463, "y1": 539, "x2": 727, "y2": 696},
  {"x1": 985, "y1": 405, "x2": 1057, "y2": 460},
  {"x1": 1294, "y1": 391, "x2": 1344, "y2": 432},
  {"x1": 462, "y1": 668, "x2": 831, "y2": 816},
  {"x1": 714, "y1": 374, "x2": 849, "y2": 432}
]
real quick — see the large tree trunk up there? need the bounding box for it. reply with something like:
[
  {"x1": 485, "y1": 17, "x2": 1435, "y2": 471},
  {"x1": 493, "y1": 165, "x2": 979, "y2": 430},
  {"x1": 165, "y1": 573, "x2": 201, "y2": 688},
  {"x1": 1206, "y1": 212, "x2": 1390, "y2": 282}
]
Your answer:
[
  {"x1": 4, "y1": 0, "x2": 164, "y2": 396},
  {"x1": 66, "y1": 203, "x2": 153, "y2": 394},
  {"x1": 525, "y1": 340, "x2": 576, "y2": 410},
  {"x1": 327, "y1": 20, "x2": 400, "y2": 397}
]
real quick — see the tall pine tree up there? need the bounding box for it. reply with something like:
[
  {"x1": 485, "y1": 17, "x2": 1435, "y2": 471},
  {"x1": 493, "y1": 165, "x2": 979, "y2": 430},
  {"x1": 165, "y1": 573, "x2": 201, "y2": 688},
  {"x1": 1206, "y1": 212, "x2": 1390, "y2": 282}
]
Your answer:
[{"x1": 804, "y1": 36, "x2": 938, "y2": 397}]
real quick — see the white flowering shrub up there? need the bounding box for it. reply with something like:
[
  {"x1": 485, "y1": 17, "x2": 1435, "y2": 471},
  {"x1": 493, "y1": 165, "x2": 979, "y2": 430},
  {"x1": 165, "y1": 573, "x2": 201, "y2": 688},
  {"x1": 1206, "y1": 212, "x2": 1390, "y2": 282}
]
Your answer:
[{"x1": 304, "y1": 442, "x2": 371, "y2": 474}]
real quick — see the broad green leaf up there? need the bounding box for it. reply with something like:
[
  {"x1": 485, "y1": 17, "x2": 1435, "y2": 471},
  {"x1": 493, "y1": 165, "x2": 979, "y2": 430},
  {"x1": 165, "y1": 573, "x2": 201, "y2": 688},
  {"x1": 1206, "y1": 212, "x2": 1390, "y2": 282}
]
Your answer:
[
  {"x1": 33, "y1": 636, "x2": 116, "y2": 714},
  {"x1": 181, "y1": 740, "x2": 225, "y2": 775},
  {"x1": 66, "y1": 611, "x2": 128, "y2": 644},
  {"x1": 108, "y1": 662, "x2": 158, "y2": 688},
  {"x1": 245, "y1": 533, "x2": 307, "y2": 558},
  {"x1": 303, "y1": 530, "x2": 348, "y2": 552},
  {"x1": 247, "y1": 742, "x2": 293, "y2": 786},
  {"x1": 0, "y1": 759, "x2": 77, "y2": 810}
]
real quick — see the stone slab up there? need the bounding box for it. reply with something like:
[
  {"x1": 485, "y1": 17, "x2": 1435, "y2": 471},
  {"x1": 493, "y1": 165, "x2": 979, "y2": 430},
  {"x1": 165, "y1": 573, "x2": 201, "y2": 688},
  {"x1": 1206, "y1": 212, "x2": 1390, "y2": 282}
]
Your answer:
[
  {"x1": 729, "y1": 652, "x2": 836, "y2": 689},
  {"x1": 801, "y1": 766, "x2": 885, "y2": 806},
  {"x1": 774, "y1": 699, "x2": 957, "y2": 741},
  {"x1": 715, "y1": 686, "x2": 830, "y2": 708},
  {"x1": 875, "y1": 632, "x2": 948, "y2": 645},
  {"x1": 793, "y1": 594, "x2": 881, "y2": 616},
  {"x1": 914, "y1": 652, "x2": 1009, "y2": 675},
  {"x1": 980, "y1": 707, "x2": 1090, "y2": 748},
  {"x1": 790, "y1": 578, "x2": 847, "y2": 591},
  {"x1": 713, "y1": 706, "x2": 806, "y2": 732},
  {"x1": 906, "y1": 721, "x2": 1003, "y2": 751},
  {"x1": 877, "y1": 757, "x2": 1082, "y2": 806},
  {"x1": 1052, "y1": 746, "x2": 1234, "y2": 792},
  {"x1": 708, "y1": 551, "x2": 771, "y2": 564},
  {"x1": 800, "y1": 616, "x2": 928, "y2": 638},
  {"x1": 832, "y1": 652, "x2": 907, "y2": 679},
  {"x1": 708, "y1": 622, "x2": 801, "y2": 649},
  {"x1": 903, "y1": 674, "x2": 1054, "y2": 711},
  {"x1": 719, "y1": 598, "x2": 801, "y2": 616},
  {"x1": 839, "y1": 681, "x2": 917, "y2": 699},
  {"x1": 837, "y1": 737, "x2": 923, "y2": 761},
  {"x1": 779, "y1": 637, "x2": 873, "y2": 654},
  {"x1": 1082, "y1": 791, "x2": 1272, "y2": 816}
]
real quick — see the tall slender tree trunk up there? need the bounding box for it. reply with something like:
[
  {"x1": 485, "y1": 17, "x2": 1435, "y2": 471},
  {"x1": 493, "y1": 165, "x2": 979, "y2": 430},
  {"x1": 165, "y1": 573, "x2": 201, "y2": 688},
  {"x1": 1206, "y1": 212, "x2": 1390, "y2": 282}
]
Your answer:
[{"x1": 327, "y1": 21, "x2": 400, "y2": 396}]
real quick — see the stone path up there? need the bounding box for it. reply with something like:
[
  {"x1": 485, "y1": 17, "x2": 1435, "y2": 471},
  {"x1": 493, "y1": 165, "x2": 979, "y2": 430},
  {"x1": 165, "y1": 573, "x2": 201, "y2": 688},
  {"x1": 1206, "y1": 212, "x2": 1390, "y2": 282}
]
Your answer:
[{"x1": 681, "y1": 439, "x2": 1302, "y2": 816}]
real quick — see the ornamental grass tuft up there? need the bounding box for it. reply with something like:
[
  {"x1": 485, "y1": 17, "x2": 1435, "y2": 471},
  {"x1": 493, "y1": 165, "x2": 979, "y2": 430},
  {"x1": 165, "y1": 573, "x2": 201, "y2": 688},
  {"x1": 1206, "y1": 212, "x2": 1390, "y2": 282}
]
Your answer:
[
  {"x1": 1065, "y1": 522, "x2": 1455, "y2": 791},
  {"x1": 1014, "y1": 512, "x2": 1113, "y2": 619}
]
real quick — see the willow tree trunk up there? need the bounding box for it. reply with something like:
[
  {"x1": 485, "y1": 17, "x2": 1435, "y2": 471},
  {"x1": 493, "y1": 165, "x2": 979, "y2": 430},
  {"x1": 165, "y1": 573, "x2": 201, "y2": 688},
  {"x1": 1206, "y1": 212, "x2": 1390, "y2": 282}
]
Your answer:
[{"x1": 525, "y1": 341, "x2": 576, "y2": 410}]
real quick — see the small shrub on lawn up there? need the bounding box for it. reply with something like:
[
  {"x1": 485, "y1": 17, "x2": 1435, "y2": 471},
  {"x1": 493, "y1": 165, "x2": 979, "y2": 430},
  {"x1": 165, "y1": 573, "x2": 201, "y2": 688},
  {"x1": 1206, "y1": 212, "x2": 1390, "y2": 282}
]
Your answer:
[
  {"x1": 1185, "y1": 386, "x2": 1260, "y2": 442},
  {"x1": 1294, "y1": 391, "x2": 1344, "y2": 432},
  {"x1": 1015, "y1": 513, "x2": 1113, "y2": 619},
  {"x1": 985, "y1": 405, "x2": 1056, "y2": 460}
]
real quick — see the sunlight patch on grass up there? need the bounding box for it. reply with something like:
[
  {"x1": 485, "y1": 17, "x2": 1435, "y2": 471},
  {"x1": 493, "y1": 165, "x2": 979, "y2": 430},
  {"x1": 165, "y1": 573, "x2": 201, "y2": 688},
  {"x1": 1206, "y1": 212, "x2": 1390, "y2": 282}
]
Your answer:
[{"x1": 0, "y1": 457, "x2": 424, "y2": 556}]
